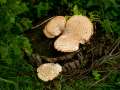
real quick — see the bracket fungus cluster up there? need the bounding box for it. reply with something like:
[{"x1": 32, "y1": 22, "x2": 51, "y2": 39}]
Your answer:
[
  {"x1": 37, "y1": 63, "x2": 62, "y2": 81},
  {"x1": 43, "y1": 15, "x2": 93, "y2": 52},
  {"x1": 37, "y1": 15, "x2": 94, "y2": 82}
]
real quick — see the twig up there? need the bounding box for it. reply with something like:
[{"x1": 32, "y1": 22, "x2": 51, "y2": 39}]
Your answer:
[
  {"x1": 89, "y1": 72, "x2": 111, "y2": 88},
  {"x1": 21, "y1": 17, "x2": 55, "y2": 34},
  {"x1": 94, "y1": 51, "x2": 120, "y2": 65},
  {"x1": 0, "y1": 77, "x2": 16, "y2": 85},
  {"x1": 108, "y1": 37, "x2": 120, "y2": 55},
  {"x1": 109, "y1": 41, "x2": 120, "y2": 55},
  {"x1": 32, "y1": 16, "x2": 55, "y2": 30},
  {"x1": 0, "y1": 77, "x2": 18, "y2": 89}
]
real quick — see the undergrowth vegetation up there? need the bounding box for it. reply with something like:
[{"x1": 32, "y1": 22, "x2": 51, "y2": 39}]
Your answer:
[{"x1": 0, "y1": 0, "x2": 120, "y2": 90}]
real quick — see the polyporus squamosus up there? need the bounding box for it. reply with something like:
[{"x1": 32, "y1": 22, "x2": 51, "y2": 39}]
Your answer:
[
  {"x1": 54, "y1": 15, "x2": 93, "y2": 52},
  {"x1": 43, "y1": 16, "x2": 66, "y2": 38},
  {"x1": 37, "y1": 63, "x2": 62, "y2": 81}
]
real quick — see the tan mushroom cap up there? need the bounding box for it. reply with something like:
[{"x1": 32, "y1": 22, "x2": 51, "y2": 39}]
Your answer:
[
  {"x1": 37, "y1": 63, "x2": 62, "y2": 81},
  {"x1": 54, "y1": 15, "x2": 93, "y2": 52},
  {"x1": 43, "y1": 16, "x2": 66, "y2": 38}
]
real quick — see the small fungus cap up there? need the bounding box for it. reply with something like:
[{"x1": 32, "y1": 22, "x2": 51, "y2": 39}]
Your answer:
[
  {"x1": 54, "y1": 15, "x2": 93, "y2": 52},
  {"x1": 43, "y1": 16, "x2": 66, "y2": 38},
  {"x1": 37, "y1": 63, "x2": 62, "y2": 81},
  {"x1": 54, "y1": 34, "x2": 80, "y2": 52}
]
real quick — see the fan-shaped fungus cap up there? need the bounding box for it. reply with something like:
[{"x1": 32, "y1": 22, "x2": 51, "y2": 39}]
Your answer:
[
  {"x1": 54, "y1": 15, "x2": 93, "y2": 52},
  {"x1": 43, "y1": 16, "x2": 66, "y2": 38},
  {"x1": 37, "y1": 63, "x2": 62, "y2": 81}
]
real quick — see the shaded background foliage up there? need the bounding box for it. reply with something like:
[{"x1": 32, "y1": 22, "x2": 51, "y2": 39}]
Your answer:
[{"x1": 0, "y1": 0, "x2": 120, "y2": 90}]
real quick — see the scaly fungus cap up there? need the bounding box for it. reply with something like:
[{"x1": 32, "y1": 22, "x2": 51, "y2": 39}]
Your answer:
[{"x1": 37, "y1": 63, "x2": 62, "y2": 81}]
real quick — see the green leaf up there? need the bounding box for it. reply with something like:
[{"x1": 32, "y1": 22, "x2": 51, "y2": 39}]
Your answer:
[
  {"x1": 0, "y1": 0, "x2": 7, "y2": 4},
  {"x1": 92, "y1": 70, "x2": 101, "y2": 80},
  {"x1": 101, "y1": 19, "x2": 113, "y2": 32},
  {"x1": 72, "y1": 5, "x2": 86, "y2": 15}
]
